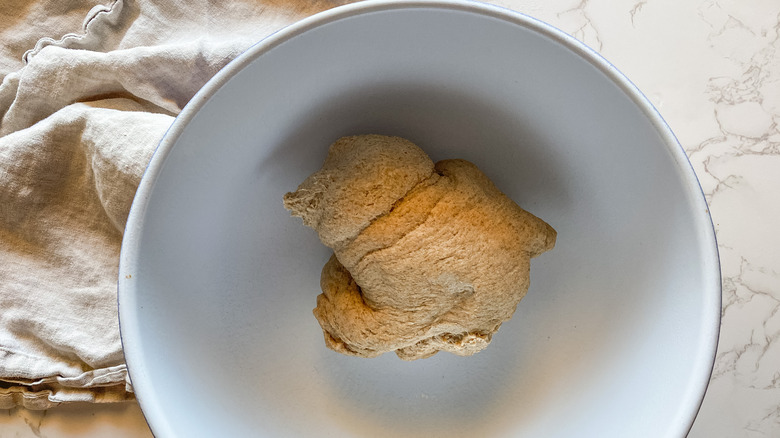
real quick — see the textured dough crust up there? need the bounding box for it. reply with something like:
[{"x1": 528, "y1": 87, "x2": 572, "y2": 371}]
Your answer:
[{"x1": 284, "y1": 135, "x2": 556, "y2": 360}]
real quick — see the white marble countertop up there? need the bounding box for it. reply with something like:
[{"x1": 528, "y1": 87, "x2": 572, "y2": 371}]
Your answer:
[{"x1": 2, "y1": 0, "x2": 778, "y2": 436}]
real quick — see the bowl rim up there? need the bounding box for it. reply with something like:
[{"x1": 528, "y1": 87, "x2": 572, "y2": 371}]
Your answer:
[{"x1": 118, "y1": 1, "x2": 722, "y2": 436}]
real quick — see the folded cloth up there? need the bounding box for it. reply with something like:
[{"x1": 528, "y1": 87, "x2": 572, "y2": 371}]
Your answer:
[{"x1": 0, "y1": 0, "x2": 344, "y2": 409}]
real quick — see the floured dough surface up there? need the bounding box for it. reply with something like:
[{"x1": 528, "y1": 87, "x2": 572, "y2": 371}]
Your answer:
[{"x1": 284, "y1": 135, "x2": 556, "y2": 360}]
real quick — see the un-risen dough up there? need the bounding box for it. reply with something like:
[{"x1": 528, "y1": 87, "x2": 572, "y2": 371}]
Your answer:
[{"x1": 283, "y1": 135, "x2": 556, "y2": 360}]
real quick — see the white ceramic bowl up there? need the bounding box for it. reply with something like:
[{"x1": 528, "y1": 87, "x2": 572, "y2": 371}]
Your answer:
[{"x1": 118, "y1": 1, "x2": 721, "y2": 437}]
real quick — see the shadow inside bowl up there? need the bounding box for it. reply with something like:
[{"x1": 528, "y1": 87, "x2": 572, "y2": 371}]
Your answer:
[
  {"x1": 248, "y1": 83, "x2": 619, "y2": 438},
  {"x1": 243, "y1": 80, "x2": 710, "y2": 437}
]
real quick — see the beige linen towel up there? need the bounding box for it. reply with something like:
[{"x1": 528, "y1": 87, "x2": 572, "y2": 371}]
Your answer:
[{"x1": 0, "y1": 0, "x2": 344, "y2": 409}]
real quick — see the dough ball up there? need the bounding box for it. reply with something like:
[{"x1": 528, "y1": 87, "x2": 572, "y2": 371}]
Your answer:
[{"x1": 284, "y1": 135, "x2": 556, "y2": 360}]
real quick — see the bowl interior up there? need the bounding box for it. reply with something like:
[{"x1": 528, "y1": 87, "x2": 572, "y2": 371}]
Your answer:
[{"x1": 119, "y1": 2, "x2": 720, "y2": 437}]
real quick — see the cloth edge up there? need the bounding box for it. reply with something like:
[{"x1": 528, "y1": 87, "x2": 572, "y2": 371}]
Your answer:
[
  {"x1": 21, "y1": 0, "x2": 122, "y2": 64},
  {"x1": 0, "y1": 382, "x2": 134, "y2": 410}
]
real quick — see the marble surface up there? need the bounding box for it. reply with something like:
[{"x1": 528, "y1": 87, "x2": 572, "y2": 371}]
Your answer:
[{"x1": 2, "y1": 0, "x2": 778, "y2": 436}]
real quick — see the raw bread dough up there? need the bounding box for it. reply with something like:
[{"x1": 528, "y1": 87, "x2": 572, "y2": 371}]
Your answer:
[{"x1": 283, "y1": 135, "x2": 556, "y2": 360}]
